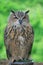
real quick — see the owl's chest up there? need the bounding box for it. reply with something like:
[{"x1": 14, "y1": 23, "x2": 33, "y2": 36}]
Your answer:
[
  {"x1": 14, "y1": 26, "x2": 29, "y2": 46},
  {"x1": 8, "y1": 25, "x2": 31, "y2": 41},
  {"x1": 7, "y1": 25, "x2": 32, "y2": 53}
]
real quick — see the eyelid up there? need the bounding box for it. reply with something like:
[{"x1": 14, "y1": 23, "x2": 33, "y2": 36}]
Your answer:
[
  {"x1": 14, "y1": 16, "x2": 18, "y2": 19},
  {"x1": 23, "y1": 16, "x2": 26, "y2": 19},
  {"x1": 13, "y1": 16, "x2": 18, "y2": 19}
]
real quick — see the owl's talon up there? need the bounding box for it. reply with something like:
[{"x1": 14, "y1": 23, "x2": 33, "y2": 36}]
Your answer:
[{"x1": 18, "y1": 56, "x2": 23, "y2": 60}]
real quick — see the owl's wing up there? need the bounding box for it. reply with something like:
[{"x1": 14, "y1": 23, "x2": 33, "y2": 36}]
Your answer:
[
  {"x1": 4, "y1": 25, "x2": 14, "y2": 47},
  {"x1": 28, "y1": 27, "x2": 34, "y2": 55},
  {"x1": 4, "y1": 26, "x2": 13, "y2": 59},
  {"x1": 6, "y1": 49, "x2": 12, "y2": 59}
]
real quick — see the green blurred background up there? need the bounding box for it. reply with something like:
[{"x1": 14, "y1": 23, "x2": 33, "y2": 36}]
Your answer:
[{"x1": 0, "y1": 0, "x2": 43, "y2": 62}]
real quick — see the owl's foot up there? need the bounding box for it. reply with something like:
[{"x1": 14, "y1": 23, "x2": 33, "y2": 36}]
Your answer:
[
  {"x1": 22, "y1": 57, "x2": 32, "y2": 62},
  {"x1": 17, "y1": 56, "x2": 23, "y2": 61},
  {"x1": 8, "y1": 59, "x2": 16, "y2": 65}
]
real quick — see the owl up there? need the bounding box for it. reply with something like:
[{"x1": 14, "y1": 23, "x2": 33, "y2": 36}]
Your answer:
[{"x1": 4, "y1": 10, "x2": 34, "y2": 63}]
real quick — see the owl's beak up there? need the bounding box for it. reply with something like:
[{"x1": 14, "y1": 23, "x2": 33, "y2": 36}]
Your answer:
[{"x1": 19, "y1": 20, "x2": 22, "y2": 24}]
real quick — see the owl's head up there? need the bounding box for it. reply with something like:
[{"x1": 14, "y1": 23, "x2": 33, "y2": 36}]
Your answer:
[{"x1": 8, "y1": 10, "x2": 29, "y2": 28}]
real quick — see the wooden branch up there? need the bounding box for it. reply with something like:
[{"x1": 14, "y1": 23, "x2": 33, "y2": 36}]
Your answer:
[
  {"x1": 0, "y1": 59, "x2": 43, "y2": 65},
  {"x1": 34, "y1": 62, "x2": 43, "y2": 65}
]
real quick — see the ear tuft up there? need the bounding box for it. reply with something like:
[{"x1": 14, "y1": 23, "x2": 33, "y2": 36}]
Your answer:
[
  {"x1": 25, "y1": 10, "x2": 29, "y2": 14},
  {"x1": 11, "y1": 10, "x2": 15, "y2": 14}
]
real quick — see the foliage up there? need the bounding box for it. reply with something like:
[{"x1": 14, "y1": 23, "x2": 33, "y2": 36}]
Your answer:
[{"x1": 0, "y1": 0, "x2": 43, "y2": 62}]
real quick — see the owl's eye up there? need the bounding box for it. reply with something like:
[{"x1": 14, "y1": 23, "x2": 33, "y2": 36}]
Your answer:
[
  {"x1": 14, "y1": 16, "x2": 18, "y2": 19},
  {"x1": 23, "y1": 16, "x2": 26, "y2": 19}
]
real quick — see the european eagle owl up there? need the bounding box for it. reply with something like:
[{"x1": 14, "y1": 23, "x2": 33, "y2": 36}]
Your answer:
[{"x1": 4, "y1": 10, "x2": 34, "y2": 63}]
